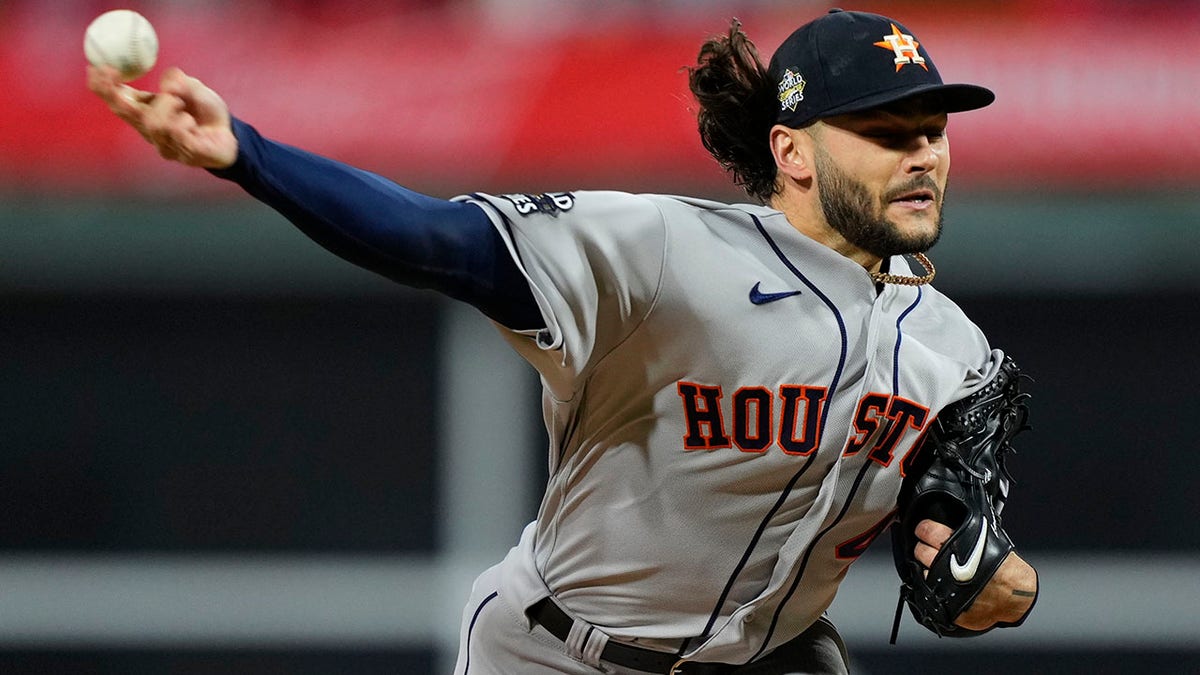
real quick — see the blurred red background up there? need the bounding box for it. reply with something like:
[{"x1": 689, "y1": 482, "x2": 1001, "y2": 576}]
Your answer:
[{"x1": 3, "y1": 0, "x2": 1197, "y2": 196}]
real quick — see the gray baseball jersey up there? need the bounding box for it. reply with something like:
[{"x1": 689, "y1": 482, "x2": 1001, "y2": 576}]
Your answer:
[{"x1": 453, "y1": 189, "x2": 1001, "y2": 669}]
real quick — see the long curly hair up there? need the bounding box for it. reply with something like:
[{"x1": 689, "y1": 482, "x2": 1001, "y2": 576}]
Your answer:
[{"x1": 688, "y1": 20, "x2": 779, "y2": 203}]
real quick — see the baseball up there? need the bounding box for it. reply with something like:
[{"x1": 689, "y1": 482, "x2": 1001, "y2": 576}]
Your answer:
[{"x1": 84, "y1": 10, "x2": 158, "y2": 82}]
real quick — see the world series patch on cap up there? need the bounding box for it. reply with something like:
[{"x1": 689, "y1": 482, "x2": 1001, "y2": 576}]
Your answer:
[{"x1": 768, "y1": 8, "x2": 995, "y2": 128}]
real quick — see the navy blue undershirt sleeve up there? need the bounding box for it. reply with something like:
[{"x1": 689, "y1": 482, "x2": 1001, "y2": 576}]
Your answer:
[{"x1": 207, "y1": 117, "x2": 543, "y2": 330}]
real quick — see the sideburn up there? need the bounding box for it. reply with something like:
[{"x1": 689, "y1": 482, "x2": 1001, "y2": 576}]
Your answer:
[{"x1": 812, "y1": 144, "x2": 943, "y2": 259}]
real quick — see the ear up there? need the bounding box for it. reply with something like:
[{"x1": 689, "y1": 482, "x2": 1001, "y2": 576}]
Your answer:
[{"x1": 770, "y1": 124, "x2": 814, "y2": 183}]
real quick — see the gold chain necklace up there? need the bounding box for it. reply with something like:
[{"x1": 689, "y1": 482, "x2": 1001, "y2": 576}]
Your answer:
[{"x1": 869, "y1": 252, "x2": 936, "y2": 286}]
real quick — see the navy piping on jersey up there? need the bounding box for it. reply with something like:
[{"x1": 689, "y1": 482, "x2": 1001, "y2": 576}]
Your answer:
[
  {"x1": 686, "y1": 216, "x2": 851, "y2": 657},
  {"x1": 749, "y1": 454, "x2": 878, "y2": 661},
  {"x1": 463, "y1": 590, "x2": 499, "y2": 674},
  {"x1": 751, "y1": 278, "x2": 925, "y2": 658},
  {"x1": 893, "y1": 288, "x2": 923, "y2": 392}
]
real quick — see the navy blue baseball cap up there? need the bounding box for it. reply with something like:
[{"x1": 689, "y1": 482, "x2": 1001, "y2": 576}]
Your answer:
[{"x1": 768, "y1": 9, "x2": 994, "y2": 128}]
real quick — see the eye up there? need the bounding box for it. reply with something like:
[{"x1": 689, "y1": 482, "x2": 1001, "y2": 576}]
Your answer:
[
  {"x1": 859, "y1": 128, "x2": 901, "y2": 142},
  {"x1": 862, "y1": 130, "x2": 911, "y2": 149},
  {"x1": 926, "y1": 117, "x2": 949, "y2": 140},
  {"x1": 862, "y1": 126, "x2": 896, "y2": 136}
]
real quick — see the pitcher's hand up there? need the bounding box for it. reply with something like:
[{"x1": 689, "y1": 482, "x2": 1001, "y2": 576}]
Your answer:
[
  {"x1": 914, "y1": 519, "x2": 1039, "y2": 631},
  {"x1": 88, "y1": 65, "x2": 237, "y2": 169}
]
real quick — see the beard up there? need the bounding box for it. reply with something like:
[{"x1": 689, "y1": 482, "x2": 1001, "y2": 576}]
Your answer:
[{"x1": 813, "y1": 146, "x2": 945, "y2": 259}]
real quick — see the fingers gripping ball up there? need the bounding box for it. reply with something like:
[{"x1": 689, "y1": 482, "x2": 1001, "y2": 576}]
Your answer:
[{"x1": 84, "y1": 10, "x2": 158, "y2": 82}]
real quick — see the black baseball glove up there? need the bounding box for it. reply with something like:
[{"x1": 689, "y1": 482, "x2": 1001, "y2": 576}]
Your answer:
[{"x1": 889, "y1": 355, "x2": 1035, "y2": 641}]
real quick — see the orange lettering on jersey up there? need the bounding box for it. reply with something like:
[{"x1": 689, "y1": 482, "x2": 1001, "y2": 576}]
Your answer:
[
  {"x1": 677, "y1": 382, "x2": 829, "y2": 456},
  {"x1": 843, "y1": 393, "x2": 890, "y2": 456},
  {"x1": 777, "y1": 385, "x2": 829, "y2": 456},
  {"x1": 898, "y1": 424, "x2": 935, "y2": 479},
  {"x1": 732, "y1": 386, "x2": 773, "y2": 453},
  {"x1": 677, "y1": 382, "x2": 731, "y2": 450},
  {"x1": 843, "y1": 393, "x2": 931, "y2": 467}
]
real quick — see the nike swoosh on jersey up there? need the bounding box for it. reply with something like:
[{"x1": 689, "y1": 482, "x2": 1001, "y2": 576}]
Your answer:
[
  {"x1": 749, "y1": 282, "x2": 803, "y2": 305},
  {"x1": 950, "y1": 518, "x2": 989, "y2": 582}
]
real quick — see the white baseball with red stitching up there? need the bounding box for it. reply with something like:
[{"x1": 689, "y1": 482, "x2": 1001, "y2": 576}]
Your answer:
[{"x1": 84, "y1": 10, "x2": 158, "y2": 82}]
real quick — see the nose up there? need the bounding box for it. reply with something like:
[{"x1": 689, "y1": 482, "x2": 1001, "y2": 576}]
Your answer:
[{"x1": 903, "y1": 135, "x2": 941, "y2": 175}]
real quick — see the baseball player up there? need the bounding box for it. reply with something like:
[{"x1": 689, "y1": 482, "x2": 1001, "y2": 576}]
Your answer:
[{"x1": 88, "y1": 8, "x2": 1038, "y2": 674}]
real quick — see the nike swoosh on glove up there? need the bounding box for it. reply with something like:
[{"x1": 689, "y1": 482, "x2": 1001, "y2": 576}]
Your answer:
[{"x1": 889, "y1": 355, "x2": 1036, "y2": 641}]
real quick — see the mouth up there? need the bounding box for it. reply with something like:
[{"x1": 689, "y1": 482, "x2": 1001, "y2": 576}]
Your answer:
[
  {"x1": 888, "y1": 188, "x2": 937, "y2": 210},
  {"x1": 892, "y1": 187, "x2": 936, "y2": 204}
]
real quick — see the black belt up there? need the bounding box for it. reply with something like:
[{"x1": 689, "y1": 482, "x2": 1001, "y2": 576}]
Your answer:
[{"x1": 527, "y1": 597, "x2": 735, "y2": 674}]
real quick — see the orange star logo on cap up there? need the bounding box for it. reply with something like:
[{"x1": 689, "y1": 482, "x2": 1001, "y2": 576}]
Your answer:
[{"x1": 873, "y1": 23, "x2": 928, "y2": 72}]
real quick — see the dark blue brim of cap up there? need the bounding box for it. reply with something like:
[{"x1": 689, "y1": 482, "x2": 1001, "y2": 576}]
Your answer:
[{"x1": 816, "y1": 82, "x2": 995, "y2": 121}]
